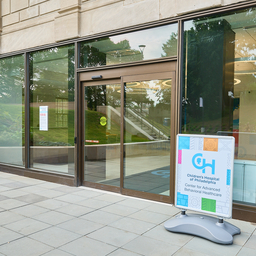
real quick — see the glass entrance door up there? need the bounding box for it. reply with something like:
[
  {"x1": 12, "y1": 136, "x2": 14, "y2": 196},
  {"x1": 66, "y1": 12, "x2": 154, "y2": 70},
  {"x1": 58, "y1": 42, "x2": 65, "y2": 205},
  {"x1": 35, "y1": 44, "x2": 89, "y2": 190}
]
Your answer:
[
  {"x1": 123, "y1": 75, "x2": 173, "y2": 196},
  {"x1": 80, "y1": 62, "x2": 176, "y2": 201},
  {"x1": 84, "y1": 81, "x2": 121, "y2": 188}
]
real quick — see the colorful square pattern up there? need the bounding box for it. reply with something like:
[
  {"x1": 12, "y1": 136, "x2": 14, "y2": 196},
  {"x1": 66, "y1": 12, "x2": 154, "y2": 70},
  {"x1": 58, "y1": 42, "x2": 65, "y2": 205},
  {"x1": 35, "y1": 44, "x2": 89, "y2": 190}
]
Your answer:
[
  {"x1": 178, "y1": 137, "x2": 190, "y2": 150},
  {"x1": 178, "y1": 150, "x2": 182, "y2": 164},
  {"x1": 201, "y1": 198, "x2": 216, "y2": 212},
  {"x1": 226, "y1": 169, "x2": 231, "y2": 185},
  {"x1": 177, "y1": 192, "x2": 188, "y2": 207},
  {"x1": 203, "y1": 138, "x2": 218, "y2": 152}
]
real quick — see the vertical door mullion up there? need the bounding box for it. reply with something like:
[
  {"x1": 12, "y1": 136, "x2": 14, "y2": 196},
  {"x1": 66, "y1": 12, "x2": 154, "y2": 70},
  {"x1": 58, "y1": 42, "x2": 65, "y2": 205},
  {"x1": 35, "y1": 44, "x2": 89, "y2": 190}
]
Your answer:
[
  {"x1": 24, "y1": 52, "x2": 30, "y2": 169},
  {"x1": 75, "y1": 42, "x2": 81, "y2": 186},
  {"x1": 120, "y1": 76, "x2": 125, "y2": 192},
  {"x1": 170, "y1": 71, "x2": 177, "y2": 203},
  {"x1": 177, "y1": 19, "x2": 183, "y2": 134},
  {"x1": 81, "y1": 84, "x2": 85, "y2": 185},
  {"x1": 169, "y1": 19, "x2": 183, "y2": 203}
]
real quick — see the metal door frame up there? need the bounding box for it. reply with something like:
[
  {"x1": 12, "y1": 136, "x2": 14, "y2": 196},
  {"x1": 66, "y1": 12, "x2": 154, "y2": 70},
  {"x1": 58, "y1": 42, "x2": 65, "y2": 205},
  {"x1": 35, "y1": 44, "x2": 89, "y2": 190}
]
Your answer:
[{"x1": 79, "y1": 61, "x2": 177, "y2": 203}]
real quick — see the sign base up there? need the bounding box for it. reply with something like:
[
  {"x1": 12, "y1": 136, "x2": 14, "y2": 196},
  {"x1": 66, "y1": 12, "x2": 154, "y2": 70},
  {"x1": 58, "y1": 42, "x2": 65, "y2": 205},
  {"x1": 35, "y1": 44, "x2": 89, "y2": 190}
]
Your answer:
[{"x1": 164, "y1": 212, "x2": 240, "y2": 244}]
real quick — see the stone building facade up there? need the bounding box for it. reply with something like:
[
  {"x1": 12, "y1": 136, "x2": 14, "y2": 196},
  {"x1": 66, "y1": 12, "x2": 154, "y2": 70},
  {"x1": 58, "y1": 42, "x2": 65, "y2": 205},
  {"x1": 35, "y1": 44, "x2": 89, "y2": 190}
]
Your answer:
[{"x1": 0, "y1": 0, "x2": 250, "y2": 53}]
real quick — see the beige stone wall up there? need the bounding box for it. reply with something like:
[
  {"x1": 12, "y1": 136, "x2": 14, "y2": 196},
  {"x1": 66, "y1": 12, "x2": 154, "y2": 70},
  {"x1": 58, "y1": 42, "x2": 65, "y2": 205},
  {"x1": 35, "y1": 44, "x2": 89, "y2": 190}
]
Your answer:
[{"x1": 0, "y1": 0, "x2": 252, "y2": 54}]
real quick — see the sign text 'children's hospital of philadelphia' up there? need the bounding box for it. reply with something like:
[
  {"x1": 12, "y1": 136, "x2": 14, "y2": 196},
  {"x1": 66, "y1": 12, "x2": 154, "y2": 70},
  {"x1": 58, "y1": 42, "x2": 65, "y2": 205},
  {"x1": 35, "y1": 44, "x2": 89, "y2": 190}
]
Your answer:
[{"x1": 175, "y1": 135, "x2": 234, "y2": 218}]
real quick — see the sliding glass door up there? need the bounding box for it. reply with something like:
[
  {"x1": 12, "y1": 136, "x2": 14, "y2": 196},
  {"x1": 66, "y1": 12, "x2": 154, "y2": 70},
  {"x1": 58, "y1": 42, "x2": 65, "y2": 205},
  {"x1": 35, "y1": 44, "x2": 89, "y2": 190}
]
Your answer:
[
  {"x1": 80, "y1": 62, "x2": 176, "y2": 201},
  {"x1": 84, "y1": 81, "x2": 121, "y2": 188},
  {"x1": 123, "y1": 75, "x2": 173, "y2": 196}
]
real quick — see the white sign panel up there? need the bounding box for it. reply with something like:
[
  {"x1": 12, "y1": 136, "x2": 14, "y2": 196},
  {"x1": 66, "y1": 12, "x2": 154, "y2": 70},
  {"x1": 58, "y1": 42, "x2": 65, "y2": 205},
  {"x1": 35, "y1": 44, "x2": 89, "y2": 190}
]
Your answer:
[
  {"x1": 175, "y1": 134, "x2": 235, "y2": 218},
  {"x1": 39, "y1": 106, "x2": 48, "y2": 131}
]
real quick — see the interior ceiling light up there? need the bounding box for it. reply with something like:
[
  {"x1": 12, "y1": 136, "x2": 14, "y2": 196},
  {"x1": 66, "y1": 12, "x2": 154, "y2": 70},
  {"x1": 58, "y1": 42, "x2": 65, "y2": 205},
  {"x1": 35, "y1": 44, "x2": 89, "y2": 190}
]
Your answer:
[
  {"x1": 162, "y1": 80, "x2": 172, "y2": 88},
  {"x1": 234, "y1": 57, "x2": 256, "y2": 63},
  {"x1": 116, "y1": 80, "x2": 171, "y2": 93},
  {"x1": 126, "y1": 89, "x2": 149, "y2": 94},
  {"x1": 234, "y1": 71, "x2": 256, "y2": 75},
  {"x1": 117, "y1": 88, "x2": 150, "y2": 94},
  {"x1": 234, "y1": 78, "x2": 241, "y2": 85},
  {"x1": 127, "y1": 82, "x2": 158, "y2": 90},
  {"x1": 106, "y1": 84, "x2": 121, "y2": 89},
  {"x1": 243, "y1": 25, "x2": 256, "y2": 30},
  {"x1": 126, "y1": 82, "x2": 141, "y2": 88}
]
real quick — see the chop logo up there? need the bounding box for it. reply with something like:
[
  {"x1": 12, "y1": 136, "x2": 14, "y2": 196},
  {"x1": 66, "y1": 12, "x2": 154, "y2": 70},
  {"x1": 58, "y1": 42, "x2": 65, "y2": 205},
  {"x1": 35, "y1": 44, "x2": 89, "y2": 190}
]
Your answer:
[{"x1": 192, "y1": 153, "x2": 215, "y2": 175}]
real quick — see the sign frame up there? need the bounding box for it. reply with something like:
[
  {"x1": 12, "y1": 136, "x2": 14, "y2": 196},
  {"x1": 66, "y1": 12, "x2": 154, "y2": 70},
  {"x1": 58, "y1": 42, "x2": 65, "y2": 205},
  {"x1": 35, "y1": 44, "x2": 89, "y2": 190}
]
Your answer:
[{"x1": 175, "y1": 134, "x2": 235, "y2": 218}]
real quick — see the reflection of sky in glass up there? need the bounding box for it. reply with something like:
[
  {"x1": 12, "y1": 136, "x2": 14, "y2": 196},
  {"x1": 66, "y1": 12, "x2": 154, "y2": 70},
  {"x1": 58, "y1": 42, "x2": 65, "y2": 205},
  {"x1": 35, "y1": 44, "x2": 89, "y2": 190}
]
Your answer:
[
  {"x1": 110, "y1": 24, "x2": 178, "y2": 59},
  {"x1": 147, "y1": 80, "x2": 161, "y2": 104},
  {"x1": 147, "y1": 88, "x2": 158, "y2": 104},
  {"x1": 184, "y1": 9, "x2": 256, "y2": 34},
  {"x1": 127, "y1": 79, "x2": 171, "y2": 106},
  {"x1": 184, "y1": 20, "x2": 194, "y2": 31}
]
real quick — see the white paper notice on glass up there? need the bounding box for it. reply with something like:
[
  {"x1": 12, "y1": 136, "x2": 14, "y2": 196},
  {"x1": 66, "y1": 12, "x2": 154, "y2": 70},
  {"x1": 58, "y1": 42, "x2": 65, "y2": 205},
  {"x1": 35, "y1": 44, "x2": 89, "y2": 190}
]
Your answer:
[{"x1": 39, "y1": 106, "x2": 48, "y2": 131}]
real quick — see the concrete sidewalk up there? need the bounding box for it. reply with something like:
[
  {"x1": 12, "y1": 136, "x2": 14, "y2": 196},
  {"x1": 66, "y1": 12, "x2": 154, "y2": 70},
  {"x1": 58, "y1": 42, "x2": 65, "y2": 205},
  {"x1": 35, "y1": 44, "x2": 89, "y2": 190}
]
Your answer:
[{"x1": 0, "y1": 171, "x2": 255, "y2": 256}]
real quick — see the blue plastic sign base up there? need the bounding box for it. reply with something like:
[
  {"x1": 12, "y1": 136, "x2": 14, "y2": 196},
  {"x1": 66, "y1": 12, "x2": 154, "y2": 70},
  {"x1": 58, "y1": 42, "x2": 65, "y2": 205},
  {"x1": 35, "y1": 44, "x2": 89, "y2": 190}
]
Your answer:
[{"x1": 164, "y1": 212, "x2": 240, "y2": 245}]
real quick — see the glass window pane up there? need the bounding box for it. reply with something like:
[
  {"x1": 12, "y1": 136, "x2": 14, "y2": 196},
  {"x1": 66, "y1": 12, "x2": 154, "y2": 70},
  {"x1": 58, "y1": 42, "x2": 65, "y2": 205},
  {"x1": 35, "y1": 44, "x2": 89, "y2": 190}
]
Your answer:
[
  {"x1": 30, "y1": 45, "x2": 75, "y2": 175},
  {"x1": 80, "y1": 24, "x2": 178, "y2": 68},
  {"x1": 124, "y1": 79, "x2": 171, "y2": 195},
  {"x1": 0, "y1": 55, "x2": 25, "y2": 166},
  {"x1": 182, "y1": 8, "x2": 256, "y2": 206},
  {"x1": 84, "y1": 83, "x2": 121, "y2": 186}
]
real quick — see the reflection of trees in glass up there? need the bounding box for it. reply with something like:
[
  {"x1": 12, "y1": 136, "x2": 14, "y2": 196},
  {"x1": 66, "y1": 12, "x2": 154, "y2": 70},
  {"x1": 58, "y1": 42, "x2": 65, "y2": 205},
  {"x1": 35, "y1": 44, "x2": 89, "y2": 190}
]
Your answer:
[
  {"x1": 106, "y1": 85, "x2": 121, "y2": 108},
  {"x1": 149, "y1": 80, "x2": 171, "y2": 133},
  {"x1": 230, "y1": 8, "x2": 256, "y2": 58},
  {"x1": 0, "y1": 55, "x2": 24, "y2": 147},
  {"x1": 162, "y1": 32, "x2": 178, "y2": 57},
  {"x1": 0, "y1": 112, "x2": 23, "y2": 146},
  {"x1": 85, "y1": 84, "x2": 121, "y2": 145},
  {"x1": 30, "y1": 46, "x2": 74, "y2": 103},
  {"x1": 80, "y1": 38, "x2": 143, "y2": 68},
  {"x1": 85, "y1": 85, "x2": 106, "y2": 111},
  {"x1": 182, "y1": 18, "x2": 235, "y2": 134},
  {"x1": 30, "y1": 45, "x2": 75, "y2": 146},
  {"x1": 80, "y1": 23, "x2": 178, "y2": 68},
  {"x1": 0, "y1": 55, "x2": 24, "y2": 104},
  {"x1": 125, "y1": 80, "x2": 171, "y2": 138},
  {"x1": 126, "y1": 80, "x2": 171, "y2": 115},
  {"x1": 154, "y1": 80, "x2": 171, "y2": 105},
  {"x1": 81, "y1": 44, "x2": 107, "y2": 67},
  {"x1": 125, "y1": 82, "x2": 153, "y2": 116}
]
